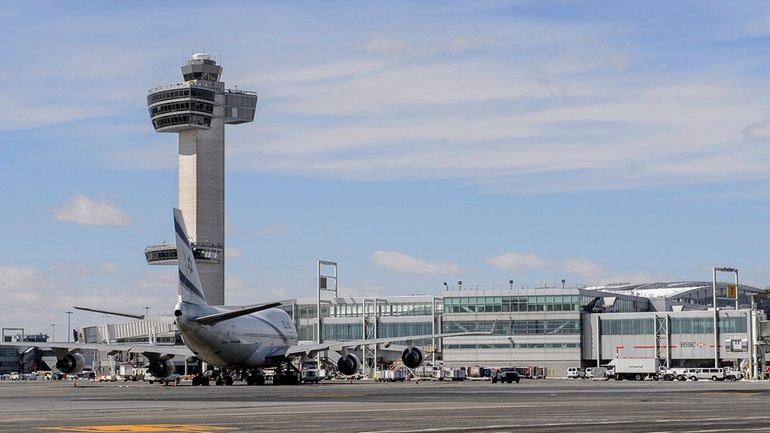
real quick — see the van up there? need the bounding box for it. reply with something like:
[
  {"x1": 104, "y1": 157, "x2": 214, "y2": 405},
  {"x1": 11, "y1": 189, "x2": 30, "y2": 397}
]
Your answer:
[
  {"x1": 588, "y1": 367, "x2": 610, "y2": 380},
  {"x1": 567, "y1": 367, "x2": 585, "y2": 379},
  {"x1": 687, "y1": 367, "x2": 724, "y2": 381}
]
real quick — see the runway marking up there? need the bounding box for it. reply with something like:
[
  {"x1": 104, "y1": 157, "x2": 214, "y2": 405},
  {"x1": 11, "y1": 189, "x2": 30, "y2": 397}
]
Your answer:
[
  {"x1": 42, "y1": 425, "x2": 234, "y2": 433},
  {"x1": 358, "y1": 415, "x2": 770, "y2": 433}
]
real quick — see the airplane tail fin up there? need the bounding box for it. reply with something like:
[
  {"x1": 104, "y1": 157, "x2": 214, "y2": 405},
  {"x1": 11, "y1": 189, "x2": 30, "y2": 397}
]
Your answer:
[{"x1": 174, "y1": 208, "x2": 207, "y2": 306}]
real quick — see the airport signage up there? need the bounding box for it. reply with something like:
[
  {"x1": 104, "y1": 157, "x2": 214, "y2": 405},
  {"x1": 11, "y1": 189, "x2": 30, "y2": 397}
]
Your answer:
[
  {"x1": 725, "y1": 338, "x2": 748, "y2": 352},
  {"x1": 680, "y1": 341, "x2": 705, "y2": 348}
]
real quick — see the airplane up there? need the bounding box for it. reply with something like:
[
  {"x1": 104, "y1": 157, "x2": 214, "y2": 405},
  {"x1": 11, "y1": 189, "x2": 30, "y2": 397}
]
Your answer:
[{"x1": 1, "y1": 208, "x2": 490, "y2": 385}]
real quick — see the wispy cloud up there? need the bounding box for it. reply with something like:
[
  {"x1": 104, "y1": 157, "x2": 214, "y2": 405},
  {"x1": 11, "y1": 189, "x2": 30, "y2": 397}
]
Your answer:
[
  {"x1": 486, "y1": 252, "x2": 547, "y2": 270},
  {"x1": 364, "y1": 35, "x2": 409, "y2": 54},
  {"x1": 562, "y1": 258, "x2": 653, "y2": 285},
  {"x1": 0, "y1": 266, "x2": 48, "y2": 303},
  {"x1": 371, "y1": 251, "x2": 461, "y2": 275},
  {"x1": 98, "y1": 262, "x2": 119, "y2": 273},
  {"x1": 226, "y1": 50, "x2": 770, "y2": 193},
  {"x1": 744, "y1": 119, "x2": 770, "y2": 141},
  {"x1": 52, "y1": 193, "x2": 131, "y2": 226}
]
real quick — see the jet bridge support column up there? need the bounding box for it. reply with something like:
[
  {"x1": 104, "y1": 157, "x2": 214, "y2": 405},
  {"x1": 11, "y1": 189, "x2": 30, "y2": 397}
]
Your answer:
[
  {"x1": 317, "y1": 261, "x2": 337, "y2": 369},
  {"x1": 363, "y1": 298, "x2": 379, "y2": 378}
]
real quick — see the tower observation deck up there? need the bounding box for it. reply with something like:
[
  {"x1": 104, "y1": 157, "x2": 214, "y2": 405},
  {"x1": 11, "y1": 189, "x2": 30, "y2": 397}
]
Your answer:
[{"x1": 145, "y1": 53, "x2": 257, "y2": 305}]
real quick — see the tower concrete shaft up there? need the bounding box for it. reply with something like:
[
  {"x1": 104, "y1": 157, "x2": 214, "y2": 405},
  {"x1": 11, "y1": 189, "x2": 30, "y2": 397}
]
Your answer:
[{"x1": 145, "y1": 53, "x2": 257, "y2": 306}]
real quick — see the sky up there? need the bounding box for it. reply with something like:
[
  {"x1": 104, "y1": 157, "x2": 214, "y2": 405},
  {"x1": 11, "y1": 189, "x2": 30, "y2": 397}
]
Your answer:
[{"x1": 2, "y1": 1, "x2": 770, "y2": 336}]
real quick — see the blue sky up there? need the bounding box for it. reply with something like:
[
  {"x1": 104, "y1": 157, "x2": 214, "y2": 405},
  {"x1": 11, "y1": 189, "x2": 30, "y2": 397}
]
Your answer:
[{"x1": 2, "y1": 1, "x2": 770, "y2": 335}]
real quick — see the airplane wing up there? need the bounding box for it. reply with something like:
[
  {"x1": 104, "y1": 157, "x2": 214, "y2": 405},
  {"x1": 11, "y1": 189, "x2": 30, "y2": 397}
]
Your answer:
[
  {"x1": 280, "y1": 326, "x2": 494, "y2": 358},
  {"x1": 74, "y1": 306, "x2": 145, "y2": 320},
  {"x1": 0, "y1": 341, "x2": 193, "y2": 358},
  {"x1": 195, "y1": 302, "x2": 282, "y2": 325}
]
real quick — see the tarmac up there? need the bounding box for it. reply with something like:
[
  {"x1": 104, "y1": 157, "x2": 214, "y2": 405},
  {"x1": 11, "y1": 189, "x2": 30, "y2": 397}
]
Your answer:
[{"x1": 1, "y1": 378, "x2": 770, "y2": 432}]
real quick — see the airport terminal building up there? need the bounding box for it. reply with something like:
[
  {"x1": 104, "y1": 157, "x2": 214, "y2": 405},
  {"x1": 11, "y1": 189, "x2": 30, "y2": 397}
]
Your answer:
[{"x1": 67, "y1": 280, "x2": 769, "y2": 378}]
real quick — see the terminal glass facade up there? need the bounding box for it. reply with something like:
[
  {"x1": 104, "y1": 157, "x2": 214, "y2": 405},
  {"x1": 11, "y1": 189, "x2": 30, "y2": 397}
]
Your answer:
[
  {"x1": 599, "y1": 316, "x2": 747, "y2": 336},
  {"x1": 443, "y1": 319, "x2": 580, "y2": 335},
  {"x1": 443, "y1": 295, "x2": 579, "y2": 313}
]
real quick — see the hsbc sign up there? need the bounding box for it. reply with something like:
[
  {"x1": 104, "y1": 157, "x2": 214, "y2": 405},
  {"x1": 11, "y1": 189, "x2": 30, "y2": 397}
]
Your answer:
[{"x1": 680, "y1": 341, "x2": 705, "y2": 348}]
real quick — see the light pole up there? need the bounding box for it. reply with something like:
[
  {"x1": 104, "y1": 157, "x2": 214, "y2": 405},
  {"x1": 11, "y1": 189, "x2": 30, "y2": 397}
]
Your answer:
[
  {"x1": 712, "y1": 266, "x2": 738, "y2": 369},
  {"x1": 66, "y1": 311, "x2": 73, "y2": 343},
  {"x1": 144, "y1": 306, "x2": 151, "y2": 318},
  {"x1": 50, "y1": 323, "x2": 56, "y2": 342}
]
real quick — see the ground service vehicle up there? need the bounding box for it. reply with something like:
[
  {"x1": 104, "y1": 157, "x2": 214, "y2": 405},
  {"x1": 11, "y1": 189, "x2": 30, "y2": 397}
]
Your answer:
[
  {"x1": 608, "y1": 358, "x2": 659, "y2": 381},
  {"x1": 724, "y1": 367, "x2": 743, "y2": 381},
  {"x1": 119, "y1": 364, "x2": 144, "y2": 382},
  {"x1": 492, "y1": 368, "x2": 520, "y2": 383},
  {"x1": 301, "y1": 369, "x2": 320, "y2": 384},
  {"x1": 79, "y1": 369, "x2": 96, "y2": 380},
  {"x1": 451, "y1": 368, "x2": 466, "y2": 381},
  {"x1": 567, "y1": 367, "x2": 585, "y2": 379},
  {"x1": 434, "y1": 367, "x2": 453, "y2": 381},
  {"x1": 659, "y1": 367, "x2": 688, "y2": 381},
  {"x1": 588, "y1": 367, "x2": 610, "y2": 380},
  {"x1": 687, "y1": 368, "x2": 725, "y2": 381}
]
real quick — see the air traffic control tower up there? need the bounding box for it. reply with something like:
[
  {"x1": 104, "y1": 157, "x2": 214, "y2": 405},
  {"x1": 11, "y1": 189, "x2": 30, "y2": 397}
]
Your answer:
[{"x1": 144, "y1": 53, "x2": 257, "y2": 305}]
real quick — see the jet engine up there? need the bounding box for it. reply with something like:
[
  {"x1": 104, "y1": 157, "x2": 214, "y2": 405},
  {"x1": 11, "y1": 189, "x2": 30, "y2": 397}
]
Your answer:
[
  {"x1": 147, "y1": 359, "x2": 175, "y2": 378},
  {"x1": 401, "y1": 346, "x2": 424, "y2": 369},
  {"x1": 55, "y1": 352, "x2": 85, "y2": 374},
  {"x1": 337, "y1": 353, "x2": 360, "y2": 376}
]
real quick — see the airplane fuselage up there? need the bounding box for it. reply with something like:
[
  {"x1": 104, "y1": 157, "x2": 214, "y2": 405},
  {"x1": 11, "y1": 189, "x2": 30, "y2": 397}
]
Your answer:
[{"x1": 175, "y1": 301, "x2": 298, "y2": 368}]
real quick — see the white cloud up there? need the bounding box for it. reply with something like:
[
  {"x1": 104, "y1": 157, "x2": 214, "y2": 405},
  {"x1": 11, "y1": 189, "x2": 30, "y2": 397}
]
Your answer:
[
  {"x1": 223, "y1": 50, "x2": 770, "y2": 193},
  {"x1": 0, "y1": 265, "x2": 177, "y2": 334},
  {"x1": 250, "y1": 60, "x2": 385, "y2": 85},
  {"x1": 562, "y1": 258, "x2": 652, "y2": 285},
  {"x1": 269, "y1": 286, "x2": 288, "y2": 299},
  {"x1": 98, "y1": 262, "x2": 119, "y2": 273},
  {"x1": 485, "y1": 252, "x2": 547, "y2": 270},
  {"x1": 53, "y1": 193, "x2": 131, "y2": 226},
  {"x1": 364, "y1": 36, "x2": 409, "y2": 54},
  {"x1": 449, "y1": 36, "x2": 491, "y2": 53},
  {"x1": 226, "y1": 247, "x2": 243, "y2": 259},
  {"x1": 744, "y1": 120, "x2": 770, "y2": 141},
  {"x1": 139, "y1": 271, "x2": 176, "y2": 290},
  {"x1": 0, "y1": 266, "x2": 48, "y2": 303},
  {"x1": 371, "y1": 251, "x2": 461, "y2": 275},
  {"x1": 337, "y1": 284, "x2": 385, "y2": 299},
  {"x1": 563, "y1": 258, "x2": 606, "y2": 279}
]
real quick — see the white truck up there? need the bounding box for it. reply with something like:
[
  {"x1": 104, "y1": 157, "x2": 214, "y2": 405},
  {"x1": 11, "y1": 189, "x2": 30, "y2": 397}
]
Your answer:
[
  {"x1": 607, "y1": 358, "x2": 660, "y2": 381},
  {"x1": 433, "y1": 367, "x2": 453, "y2": 381},
  {"x1": 378, "y1": 369, "x2": 407, "y2": 382},
  {"x1": 119, "y1": 364, "x2": 144, "y2": 382}
]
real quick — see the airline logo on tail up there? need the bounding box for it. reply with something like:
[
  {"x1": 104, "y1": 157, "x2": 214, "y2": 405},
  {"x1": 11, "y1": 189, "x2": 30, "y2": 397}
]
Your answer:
[{"x1": 174, "y1": 208, "x2": 207, "y2": 304}]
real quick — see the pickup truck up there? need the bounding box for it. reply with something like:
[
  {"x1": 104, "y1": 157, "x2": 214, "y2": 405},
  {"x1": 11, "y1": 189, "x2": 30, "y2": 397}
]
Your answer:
[{"x1": 492, "y1": 368, "x2": 520, "y2": 384}]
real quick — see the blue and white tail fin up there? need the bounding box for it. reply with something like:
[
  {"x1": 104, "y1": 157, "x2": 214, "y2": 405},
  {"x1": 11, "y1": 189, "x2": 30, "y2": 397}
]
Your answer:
[{"x1": 174, "y1": 208, "x2": 208, "y2": 306}]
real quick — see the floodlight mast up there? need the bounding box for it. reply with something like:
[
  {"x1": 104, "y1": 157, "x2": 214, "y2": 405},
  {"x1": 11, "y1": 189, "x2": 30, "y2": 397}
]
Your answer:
[{"x1": 712, "y1": 266, "x2": 739, "y2": 368}]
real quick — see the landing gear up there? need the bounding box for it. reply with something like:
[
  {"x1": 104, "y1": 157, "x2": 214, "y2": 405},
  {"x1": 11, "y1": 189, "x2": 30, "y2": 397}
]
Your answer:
[
  {"x1": 191, "y1": 373, "x2": 210, "y2": 386},
  {"x1": 213, "y1": 369, "x2": 235, "y2": 386},
  {"x1": 191, "y1": 359, "x2": 210, "y2": 386},
  {"x1": 273, "y1": 363, "x2": 301, "y2": 385},
  {"x1": 245, "y1": 369, "x2": 266, "y2": 386}
]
